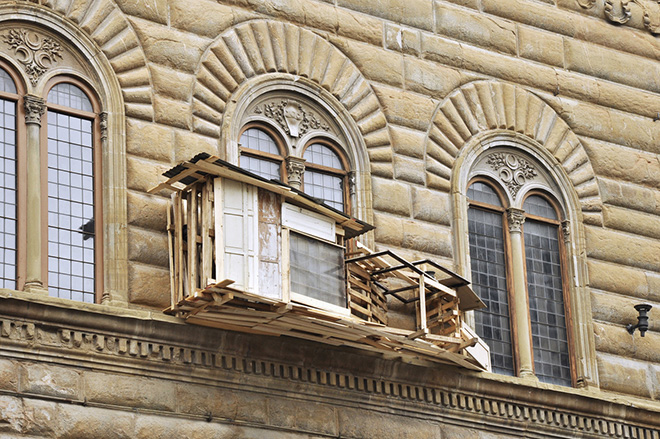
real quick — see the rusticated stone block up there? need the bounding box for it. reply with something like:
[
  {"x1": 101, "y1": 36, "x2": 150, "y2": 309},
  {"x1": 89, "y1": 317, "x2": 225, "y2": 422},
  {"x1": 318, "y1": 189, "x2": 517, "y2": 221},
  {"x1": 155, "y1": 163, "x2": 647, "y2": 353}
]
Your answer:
[
  {"x1": 84, "y1": 371, "x2": 176, "y2": 411},
  {"x1": 170, "y1": 0, "x2": 251, "y2": 38},
  {"x1": 0, "y1": 395, "x2": 24, "y2": 434},
  {"x1": 565, "y1": 39, "x2": 660, "y2": 94},
  {"x1": 592, "y1": 320, "x2": 635, "y2": 358},
  {"x1": 372, "y1": 178, "x2": 411, "y2": 216},
  {"x1": 585, "y1": 226, "x2": 660, "y2": 272},
  {"x1": 412, "y1": 187, "x2": 451, "y2": 226},
  {"x1": 390, "y1": 125, "x2": 425, "y2": 159},
  {"x1": 402, "y1": 220, "x2": 452, "y2": 258},
  {"x1": 131, "y1": 18, "x2": 209, "y2": 73},
  {"x1": 326, "y1": 37, "x2": 404, "y2": 87},
  {"x1": 597, "y1": 352, "x2": 652, "y2": 399},
  {"x1": 385, "y1": 23, "x2": 421, "y2": 56},
  {"x1": 435, "y1": 3, "x2": 517, "y2": 55},
  {"x1": 587, "y1": 260, "x2": 656, "y2": 301},
  {"x1": 603, "y1": 205, "x2": 660, "y2": 241},
  {"x1": 337, "y1": 406, "x2": 441, "y2": 439},
  {"x1": 127, "y1": 190, "x2": 168, "y2": 232},
  {"x1": 518, "y1": 26, "x2": 564, "y2": 67},
  {"x1": 581, "y1": 138, "x2": 660, "y2": 188},
  {"x1": 176, "y1": 384, "x2": 239, "y2": 419},
  {"x1": 126, "y1": 155, "x2": 172, "y2": 194},
  {"x1": 599, "y1": 178, "x2": 658, "y2": 215},
  {"x1": 153, "y1": 94, "x2": 192, "y2": 130},
  {"x1": 372, "y1": 85, "x2": 436, "y2": 132},
  {"x1": 421, "y1": 33, "x2": 465, "y2": 67},
  {"x1": 317, "y1": 5, "x2": 383, "y2": 46},
  {"x1": 116, "y1": 0, "x2": 168, "y2": 25},
  {"x1": 19, "y1": 363, "x2": 81, "y2": 400},
  {"x1": 126, "y1": 118, "x2": 174, "y2": 162},
  {"x1": 393, "y1": 155, "x2": 425, "y2": 185},
  {"x1": 128, "y1": 263, "x2": 171, "y2": 308},
  {"x1": 0, "y1": 359, "x2": 17, "y2": 392},
  {"x1": 404, "y1": 57, "x2": 466, "y2": 100},
  {"x1": 151, "y1": 64, "x2": 195, "y2": 102},
  {"x1": 174, "y1": 130, "x2": 219, "y2": 163},
  {"x1": 127, "y1": 226, "x2": 169, "y2": 267},
  {"x1": 374, "y1": 214, "x2": 404, "y2": 247},
  {"x1": 482, "y1": 0, "x2": 578, "y2": 37},
  {"x1": 267, "y1": 397, "x2": 337, "y2": 436},
  {"x1": 653, "y1": 365, "x2": 660, "y2": 400},
  {"x1": 336, "y1": 0, "x2": 434, "y2": 31}
]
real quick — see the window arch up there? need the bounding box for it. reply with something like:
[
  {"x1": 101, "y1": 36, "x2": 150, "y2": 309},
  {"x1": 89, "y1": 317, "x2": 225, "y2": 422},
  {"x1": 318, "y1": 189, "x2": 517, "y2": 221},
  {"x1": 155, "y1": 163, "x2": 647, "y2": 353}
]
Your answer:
[
  {"x1": 302, "y1": 140, "x2": 348, "y2": 212},
  {"x1": 0, "y1": 64, "x2": 23, "y2": 290},
  {"x1": 461, "y1": 145, "x2": 580, "y2": 387},
  {"x1": 223, "y1": 77, "x2": 371, "y2": 226},
  {"x1": 43, "y1": 78, "x2": 102, "y2": 302},
  {"x1": 0, "y1": 17, "x2": 125, "y2": 305},
  {"x1": 238, "y1": 124, "x2": 285, "y2": 182}
]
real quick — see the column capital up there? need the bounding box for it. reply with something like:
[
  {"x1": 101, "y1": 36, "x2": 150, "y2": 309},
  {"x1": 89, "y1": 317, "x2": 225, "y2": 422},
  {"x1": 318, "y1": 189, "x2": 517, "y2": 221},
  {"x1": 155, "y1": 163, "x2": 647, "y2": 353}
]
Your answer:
[
  {"x1": 507, "y1": 208, "x2": 525, "y2": 233},
  {"x1": 24, "y1": 95, "x2": 46, "y2": 125},
  {"x1": 285, "y1": 156, "x2": 306, "y2": 190}
]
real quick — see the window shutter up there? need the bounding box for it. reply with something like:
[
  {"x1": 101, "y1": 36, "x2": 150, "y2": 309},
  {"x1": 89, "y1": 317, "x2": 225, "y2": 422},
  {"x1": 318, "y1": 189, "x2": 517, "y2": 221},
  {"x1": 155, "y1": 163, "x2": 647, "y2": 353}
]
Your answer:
[{"x1": 215, "y1": 178, "x2": 259, "y2": 293}]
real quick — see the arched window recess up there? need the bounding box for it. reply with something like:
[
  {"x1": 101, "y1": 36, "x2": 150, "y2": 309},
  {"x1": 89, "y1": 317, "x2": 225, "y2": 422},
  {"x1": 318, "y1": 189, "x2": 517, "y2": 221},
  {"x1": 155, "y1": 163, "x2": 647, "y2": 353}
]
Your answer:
[{"x1": 456, "y1": 140, "x2": 595, "y2": 388}]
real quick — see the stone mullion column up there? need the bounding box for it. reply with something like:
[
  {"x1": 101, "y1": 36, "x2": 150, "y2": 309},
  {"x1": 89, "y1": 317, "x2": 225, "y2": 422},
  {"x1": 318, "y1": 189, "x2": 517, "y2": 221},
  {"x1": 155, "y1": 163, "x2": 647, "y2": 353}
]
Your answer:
[
  {"x1": 507, "y1": 208, "x2": 534, "y2": 378},
  {"x1": 285, "y1": 156, "x2": 306, "y2": 190},
  {"x1": 23, "y1": 95, "x2": 47, "y2": 294}
]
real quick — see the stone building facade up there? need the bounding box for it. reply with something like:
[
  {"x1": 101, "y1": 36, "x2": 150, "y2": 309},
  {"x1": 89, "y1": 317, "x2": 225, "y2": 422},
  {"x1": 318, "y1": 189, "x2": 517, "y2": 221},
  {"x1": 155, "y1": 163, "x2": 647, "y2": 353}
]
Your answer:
[{"x1": 0, "y1": 0, "x2": 659, "y2": 437}]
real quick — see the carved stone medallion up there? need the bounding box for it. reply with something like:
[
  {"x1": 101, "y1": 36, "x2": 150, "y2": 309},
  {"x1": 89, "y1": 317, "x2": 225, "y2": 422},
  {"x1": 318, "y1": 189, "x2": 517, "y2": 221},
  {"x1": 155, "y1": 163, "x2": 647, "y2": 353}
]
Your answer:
[
  {"x1": 486, "y1": 152, "x2": 538, "y2": 198},
  {"x1": 3, "y1": 29, "x2": 63, "y2": 86},
  {"x1": 255, "y1": 99, "x2": 330, "y2": 138}
]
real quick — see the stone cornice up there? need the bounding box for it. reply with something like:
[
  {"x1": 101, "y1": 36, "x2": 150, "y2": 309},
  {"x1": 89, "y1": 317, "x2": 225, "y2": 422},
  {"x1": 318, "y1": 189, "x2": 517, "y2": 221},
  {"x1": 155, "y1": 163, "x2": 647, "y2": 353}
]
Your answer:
[{"x1": 0, "y1": 296, "x2": 658, "y2": 438}]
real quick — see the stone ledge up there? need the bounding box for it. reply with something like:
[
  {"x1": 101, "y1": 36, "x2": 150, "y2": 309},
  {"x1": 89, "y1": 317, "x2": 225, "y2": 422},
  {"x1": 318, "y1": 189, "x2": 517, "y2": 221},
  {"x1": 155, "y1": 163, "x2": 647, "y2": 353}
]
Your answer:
[{"x1": 0, "y1": 297, "x2": 658, "y2": 438}]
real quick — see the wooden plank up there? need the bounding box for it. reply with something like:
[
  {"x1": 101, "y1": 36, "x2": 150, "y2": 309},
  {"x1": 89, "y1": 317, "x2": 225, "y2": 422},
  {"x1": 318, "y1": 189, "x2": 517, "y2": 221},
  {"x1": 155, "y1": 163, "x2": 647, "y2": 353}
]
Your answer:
[
  {"x1": 187, "y1": 186, "x2": 199, "y2": 293},
  {"x1": 201, "y1": 179, "x2": 213, "y2": 287},
  {"x1": 173, "y1": 192, "x2": 184, "y2": 304}
]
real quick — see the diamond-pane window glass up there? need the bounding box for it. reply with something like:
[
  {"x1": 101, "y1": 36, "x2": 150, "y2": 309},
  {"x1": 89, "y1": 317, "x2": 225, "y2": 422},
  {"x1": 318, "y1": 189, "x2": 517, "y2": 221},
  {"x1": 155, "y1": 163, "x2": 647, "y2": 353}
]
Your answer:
[
  {"x1": 524, "y1": 195, "x2": 558, "y2": 220},
  {"x1": 0, "y1": 94, "x2": 16, "y2": 289},
  {"x1": 0, "y1": 69, "x2": 16, "y2": 94},
  {"x1": 239, "y1": 128, "x2": 282, "y2": 180},
  {"x1": 48, "y1": 83, "x2": 93, "y2": 112},
  {"x1": 468, "y1": 205, "x2": 514, "y2": 376},
  {"x1": 524, "y1": 219, "x2": 571, "y2": 386},
  {"x1": 47, "y1": 108, "x2": 95, "y2": 303}
]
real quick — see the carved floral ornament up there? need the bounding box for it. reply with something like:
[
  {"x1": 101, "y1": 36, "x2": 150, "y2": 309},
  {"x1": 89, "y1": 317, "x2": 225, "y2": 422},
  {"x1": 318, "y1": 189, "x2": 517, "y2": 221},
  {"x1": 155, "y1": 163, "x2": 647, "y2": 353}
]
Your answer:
[
  {"x1": 254, "y1": 99, "x2": 330, "y2": 138},
  {"x1": 578, "y1": 0, "x2": 660, "y2": 34},
  {"x1": 485, "y1": 152, "x2": 538, "y2": 198},
  {"x1": 2, "y1": 29, "x2": 63, "y2": 86}
]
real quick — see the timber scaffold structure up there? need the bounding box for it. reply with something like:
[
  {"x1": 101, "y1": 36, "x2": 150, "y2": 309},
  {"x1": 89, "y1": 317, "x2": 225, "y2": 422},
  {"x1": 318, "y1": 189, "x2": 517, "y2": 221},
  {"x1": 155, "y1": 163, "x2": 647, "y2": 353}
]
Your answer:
[{"x1": 150, "y1": 154, "x2": 489, "y2": 371}]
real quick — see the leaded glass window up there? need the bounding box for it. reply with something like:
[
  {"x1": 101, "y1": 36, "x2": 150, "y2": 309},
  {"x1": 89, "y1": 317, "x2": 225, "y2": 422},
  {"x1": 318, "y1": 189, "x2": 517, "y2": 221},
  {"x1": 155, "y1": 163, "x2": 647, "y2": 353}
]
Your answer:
[
  {"x1": 523, "y1": 195, "x2": 571, "y2": 386},
  {"x1": 47, "y1": 83, "x2": 96, "y2": 302},
  {"x1": 303, "y1": 143, "x2": 345, "y2": 212},
  {"x1": 239, "y1": 127, "x2": 283, "y2": 181},
  {"x1": 0, "y1": 68, "x2": 16, "y2": 289},
  {"x1": 468, "y1": 182, "x2": 514, "y2": 375}
]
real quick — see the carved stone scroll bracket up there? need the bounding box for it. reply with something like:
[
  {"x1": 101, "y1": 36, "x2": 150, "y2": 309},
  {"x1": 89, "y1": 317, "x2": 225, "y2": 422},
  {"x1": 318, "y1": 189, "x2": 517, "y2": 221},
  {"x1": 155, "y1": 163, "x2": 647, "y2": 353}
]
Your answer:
[
  {"x1": 285, "y1": 156, "x2": 306, "y2": 190},
  {"x1": 600, "y1": 0, "x2": 660, "y2": 34},
  {"x1": 24, "y1": 95, "x2": 45, "y2": 125},
  {"x1": 3, "y1": 29, "x2": 63, "y2": 86}
]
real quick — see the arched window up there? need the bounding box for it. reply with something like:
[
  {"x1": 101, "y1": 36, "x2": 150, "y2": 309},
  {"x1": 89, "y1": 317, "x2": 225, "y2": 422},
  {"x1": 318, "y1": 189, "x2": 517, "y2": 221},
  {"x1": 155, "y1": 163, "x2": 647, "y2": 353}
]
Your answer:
[
  {"x1": 303, "y1": 141, "x2": 347, "y2": 212},
  {"x1": 235, "y1": 93, "x2": 354, "y2": 215},
  {"x1": 238, "y1": 125, "x2": 284, "y2": 181},
  {"x1": 465, "y1": 148, "x2": 574, "y2": 386},
  {"x1": 467, "y1": 181, "x2": 514, "y2": 376},
  {"x1": 45, "y1": 80, "x2": 101, "y2": 302},
  {"x1": 0, "y1": 67, "x2": 19, "y2": 289}
]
